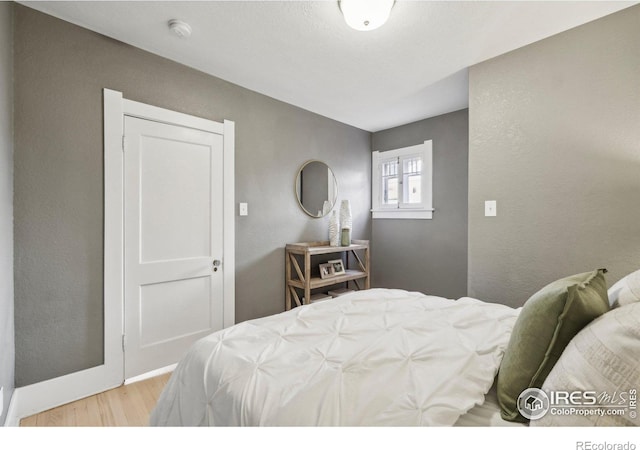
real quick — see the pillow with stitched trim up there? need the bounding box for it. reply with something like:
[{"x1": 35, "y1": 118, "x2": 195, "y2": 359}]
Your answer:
[
  {"x1": 531, "y1": 302, "x2": 640, "y2": 426},
  {"x1": 607, "y1": 269, "x2": 640, "y2": 308},
  {"x1": 497, "y1": 269, "x2": 610, "y2": 423}
]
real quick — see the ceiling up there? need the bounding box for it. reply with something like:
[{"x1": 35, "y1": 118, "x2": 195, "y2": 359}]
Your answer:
[{"x1": 20, "y1": 1, "x2": 636, "y2": 132}]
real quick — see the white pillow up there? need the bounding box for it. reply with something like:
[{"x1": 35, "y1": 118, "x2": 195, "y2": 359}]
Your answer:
[
  {"x1": 531, "y1": 303, "x2": 640, "y2": 426},
  {"x1": 617, "y1": 270, "x2": 640, "y2": 307},
  {"x1": 607, "y1": 269, "x2": 640, "y2": 308}
]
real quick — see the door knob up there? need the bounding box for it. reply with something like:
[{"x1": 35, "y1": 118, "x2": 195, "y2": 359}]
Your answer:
[{"x1": 213, "y1": 260, "x2": 221, "y2": 272}]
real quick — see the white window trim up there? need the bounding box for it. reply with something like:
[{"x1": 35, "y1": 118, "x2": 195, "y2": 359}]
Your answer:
[{"x1": 372, "y1": 140, "x2": 433, "y2": 219}]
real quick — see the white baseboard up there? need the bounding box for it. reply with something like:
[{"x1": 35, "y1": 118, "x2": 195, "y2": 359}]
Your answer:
[
  {"x1": 124, "y1": 363, "x2": 176, "y2": 385},
  {"x1": 5, "y1": 363, "x2": 175, "y2": 426},
  {"x1": 5, "y1": 364, "x2": 121, "y2": 426},
  {"x1": 4, "y1": 390, "x2": 19, "y2": 427}
]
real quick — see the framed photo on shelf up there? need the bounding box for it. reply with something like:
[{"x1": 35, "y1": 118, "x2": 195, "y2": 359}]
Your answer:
[
  {"x1": 319, "y1": 263, "x2": 334, "y2": 279},
  {"x1": 328, "y1": 259, "x2": 346, "y2": 276}
]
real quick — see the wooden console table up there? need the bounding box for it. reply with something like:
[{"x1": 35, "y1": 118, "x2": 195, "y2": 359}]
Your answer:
[{"x1": 285, "y1": 240, "x2": 370, "y2": 310}]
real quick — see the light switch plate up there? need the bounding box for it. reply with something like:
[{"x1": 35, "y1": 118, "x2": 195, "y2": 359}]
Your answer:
[
  {"x1": 485, "y1": 200, "x2": 497, "y2": 217},
  {"x1": 239, "y1": 203, "x2": 248, "y2": 216}
]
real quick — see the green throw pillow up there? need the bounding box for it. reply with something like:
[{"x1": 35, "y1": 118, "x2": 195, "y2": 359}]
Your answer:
[{"x1": 497, "y1": 269, "x2": 610, "y2": 423}]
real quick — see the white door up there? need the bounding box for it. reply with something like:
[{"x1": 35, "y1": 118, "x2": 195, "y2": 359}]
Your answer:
[{"x1": 124, "y1": 116, "x2": 224, "y2": 379}]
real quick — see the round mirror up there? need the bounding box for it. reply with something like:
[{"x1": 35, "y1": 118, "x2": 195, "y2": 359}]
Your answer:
[{"x1": 295, "y1": 160, "x2": 338, "y2": 218}]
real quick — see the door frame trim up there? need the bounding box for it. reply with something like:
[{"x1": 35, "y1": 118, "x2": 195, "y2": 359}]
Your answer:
[
  {"x1": 107, "y1": 88, "x2": 236, "y2": 382},
  {"x1": 4, "y1": 89, "x2": 236, "y2": 424}
]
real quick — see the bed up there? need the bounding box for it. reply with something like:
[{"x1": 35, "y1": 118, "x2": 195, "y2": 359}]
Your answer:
[
  {"x1": 453, "y1": 382, "x2": 524, "y2": 427},
  {"x1": 150, "y1": 269, "x2": 640, "y2": 427},
  {"x1": 150, "y1": 288, "x2": 521, "y2": 426}
]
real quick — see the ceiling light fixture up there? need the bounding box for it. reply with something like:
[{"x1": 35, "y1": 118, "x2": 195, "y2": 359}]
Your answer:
[
  {"x1": 168, "y1": 19, "x2": 192, "y2": 38},
  {"x1": 339, "y1": 0, "x2": 394, "y2": 31}
]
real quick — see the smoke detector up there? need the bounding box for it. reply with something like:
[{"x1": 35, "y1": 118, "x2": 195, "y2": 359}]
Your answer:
[{"x1": 168, "y1": 19, "x2": 192, "y2": 38}]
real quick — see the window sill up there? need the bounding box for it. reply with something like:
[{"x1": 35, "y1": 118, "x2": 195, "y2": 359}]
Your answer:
[{"x1": 371, "y1": 209, "x2": 434, "y2": 220}]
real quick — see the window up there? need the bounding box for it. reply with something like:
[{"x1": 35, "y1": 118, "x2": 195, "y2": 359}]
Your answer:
[{"x1": 372, "y1": 141, "x2": 433, "y2": 219}]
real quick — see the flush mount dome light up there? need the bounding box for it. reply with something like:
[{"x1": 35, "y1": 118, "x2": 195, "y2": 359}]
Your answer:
[
  {"x1": 339, "y1": 0, "x2": 394, "y2": 31},
  {"x1": 168, "y1": 19, "x2": 192, "y2": 38}
]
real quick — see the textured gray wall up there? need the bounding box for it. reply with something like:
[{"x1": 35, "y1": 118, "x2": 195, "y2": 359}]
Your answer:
[
  {"x1": 371, "y1": 109, "x2": 468, "y2": 299},
  {"x1": 0, "y1": 1, "x2": 15, "y2": 425},
  {"x1": 14, "y1": 5, "x2": 371, "y2": 387},
  {"x1": 468, "y1": 5, "x2": 640, "y2": 307}
]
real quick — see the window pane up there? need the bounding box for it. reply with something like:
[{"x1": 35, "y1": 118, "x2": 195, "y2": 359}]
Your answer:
[
  {"x1": 403, "y1": 157, "x2": 422, "y2": 204},
  {"x1": 406, "y1": 175, "x2": 421, "y2": 203},
  {"x1": 383, "y1": 177, "x2": 398, "y2": 205},
  {"x1": 381, "y1": 160, "x2": 398, "y2": 205}
]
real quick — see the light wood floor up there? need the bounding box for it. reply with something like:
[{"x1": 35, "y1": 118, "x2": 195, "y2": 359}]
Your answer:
[{"x1": 20, "y1": 373, "x2": 171, "y2": 427}]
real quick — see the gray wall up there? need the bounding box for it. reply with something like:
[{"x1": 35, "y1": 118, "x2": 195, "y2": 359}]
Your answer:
[
  {"x1": 13, "y1": 5, "x2": 371, "y2": 387},
  {"x1": 468, "y1": 5, "x2": 640, "y2": 307},
  {"x1": 371, "y1": 109, "x2": 468, "y2": 299},
  {"x1": 0, "y1": 1, "x2": 14, "y2": 425}
]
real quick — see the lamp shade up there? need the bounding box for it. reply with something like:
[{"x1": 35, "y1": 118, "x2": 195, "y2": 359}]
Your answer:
[{"x1": 340, "y1": 0, "x2": 394, "y2": 31}]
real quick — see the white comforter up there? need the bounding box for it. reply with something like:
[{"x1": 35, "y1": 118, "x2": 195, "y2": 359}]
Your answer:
[{"x1": 150, "y1": 289, "x2": 519, "y2": 426}]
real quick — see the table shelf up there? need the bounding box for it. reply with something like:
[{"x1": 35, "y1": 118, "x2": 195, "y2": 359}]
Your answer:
[{"x1": 285, "y1": 240, "x2": 370, "y2": 310}]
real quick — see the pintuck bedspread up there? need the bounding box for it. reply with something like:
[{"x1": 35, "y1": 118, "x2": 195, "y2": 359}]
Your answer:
[{"x1": 150, "y1": 288, "x2": 520, "y2": 426}]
